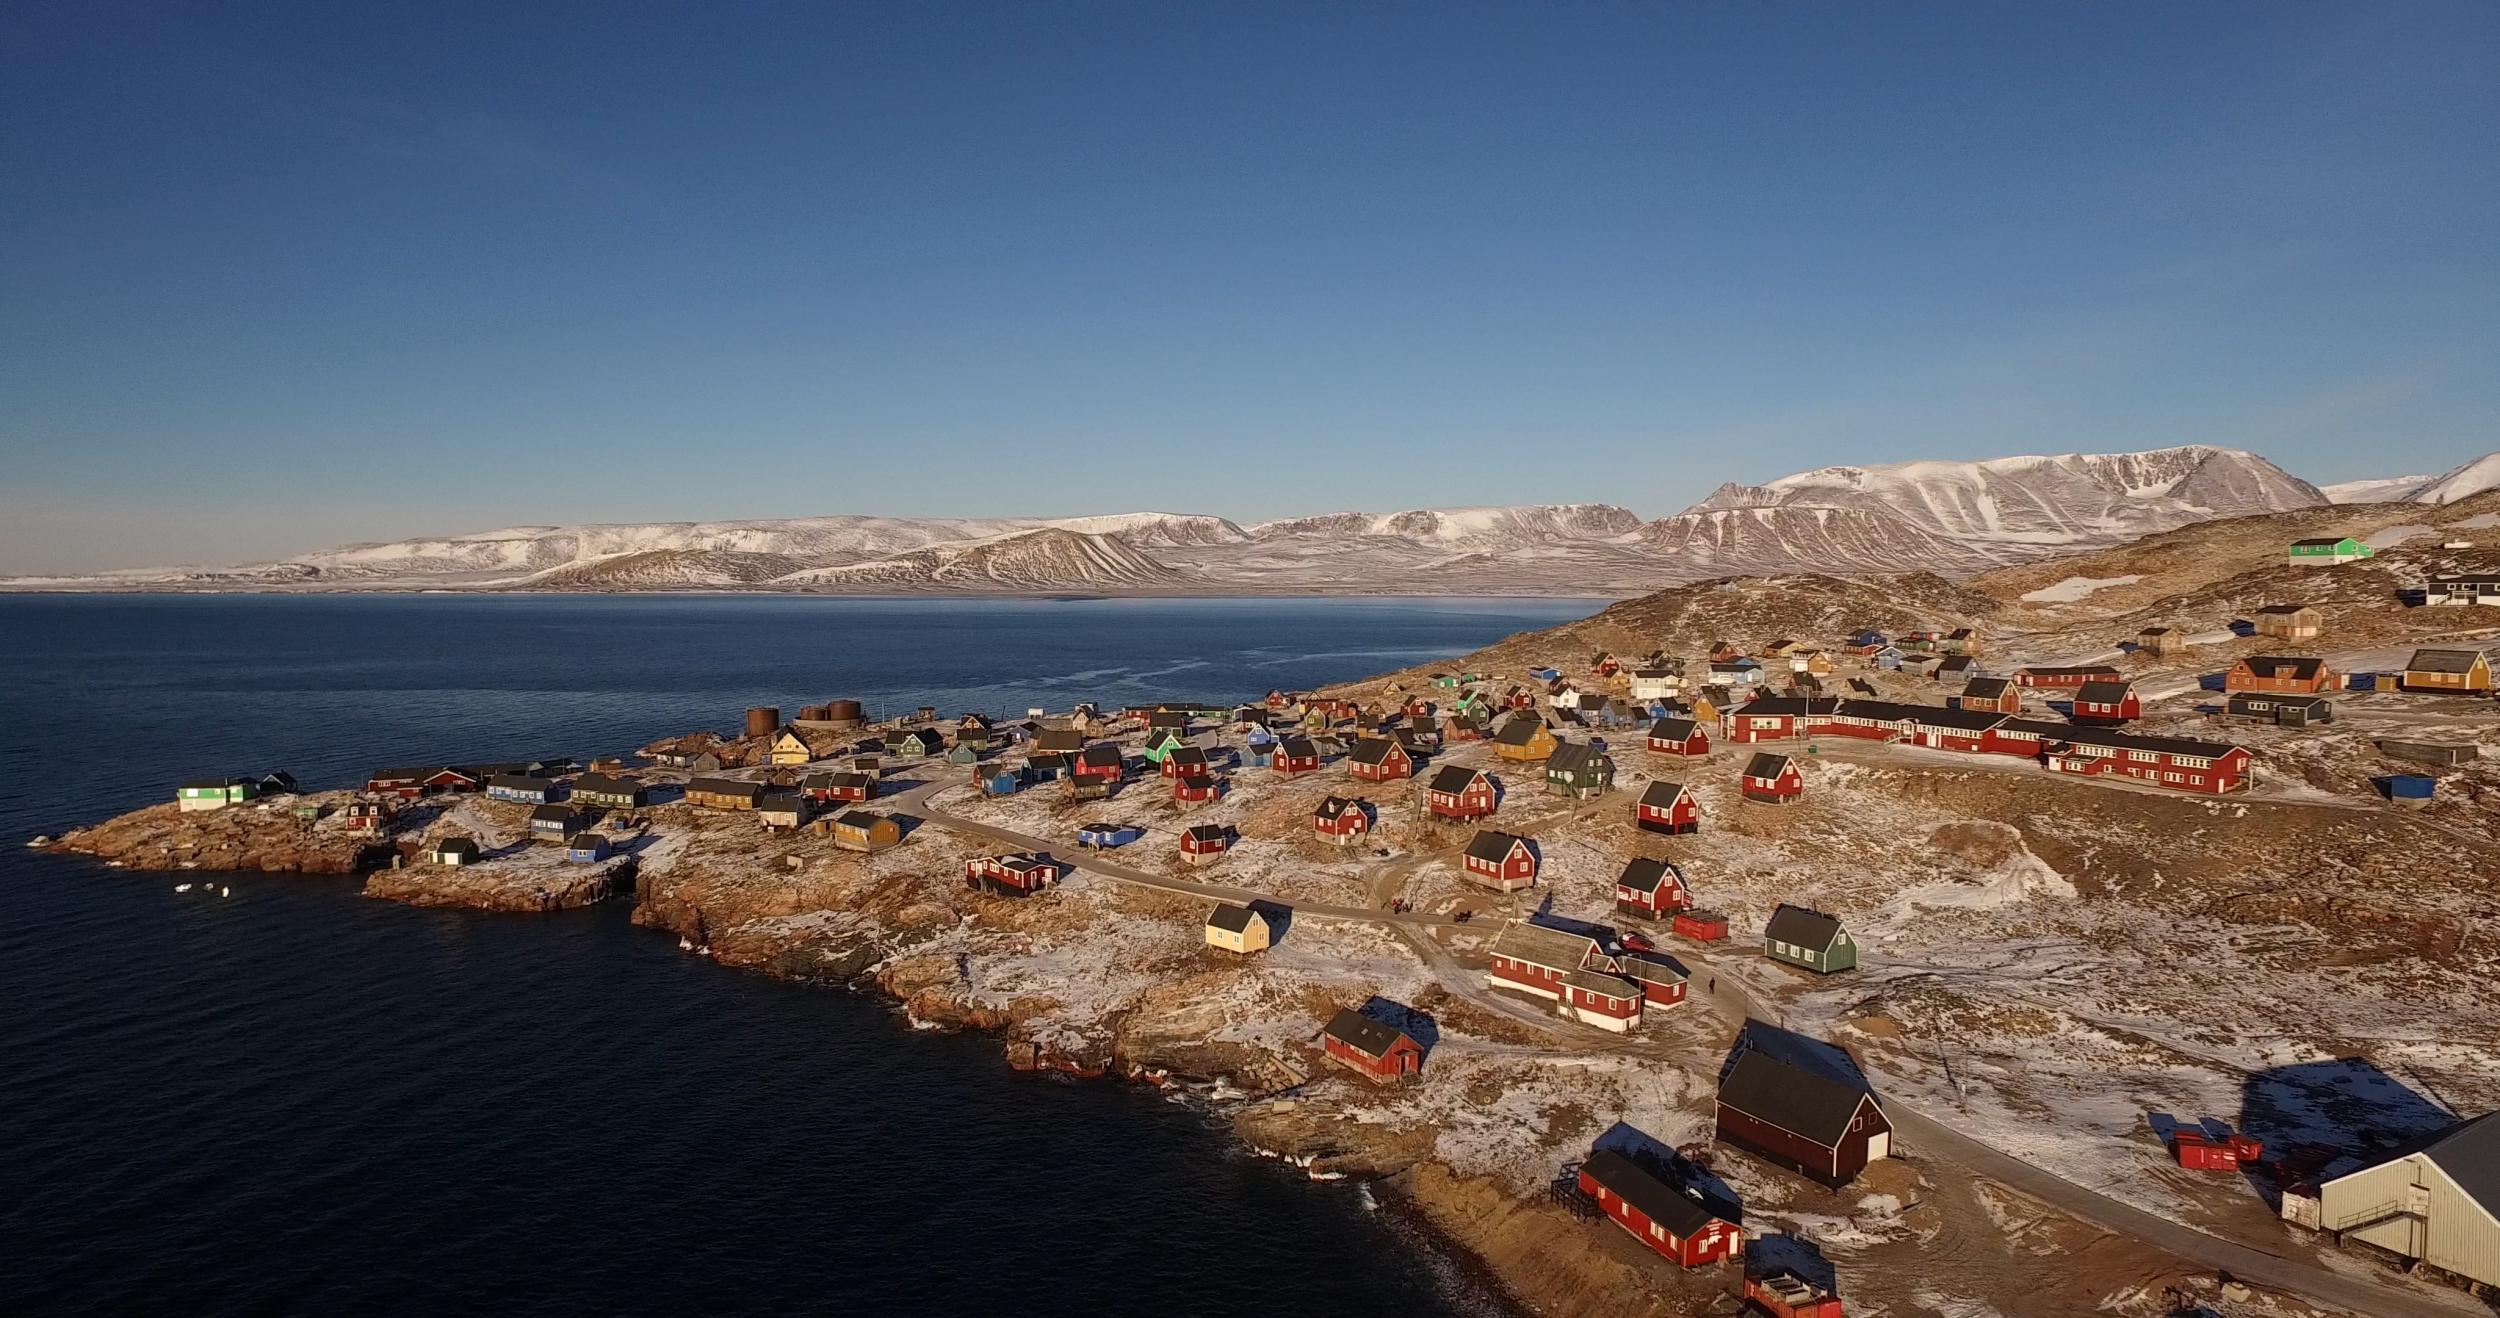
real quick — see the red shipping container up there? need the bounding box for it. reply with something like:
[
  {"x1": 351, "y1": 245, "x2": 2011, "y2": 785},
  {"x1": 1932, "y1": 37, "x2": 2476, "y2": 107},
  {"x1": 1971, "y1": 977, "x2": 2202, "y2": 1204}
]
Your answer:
[{"x1": 1672, "y1": 909, "x2": 1730, "y2": 942}]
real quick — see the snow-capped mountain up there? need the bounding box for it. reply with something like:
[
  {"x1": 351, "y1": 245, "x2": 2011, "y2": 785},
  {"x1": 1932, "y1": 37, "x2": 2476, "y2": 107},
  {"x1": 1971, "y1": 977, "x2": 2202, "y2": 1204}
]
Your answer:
[
  {"x1": 2322, "y1": 452, "x2": 2500, "y2": 505},
  {"x1": 772, "y1": 528, "x2": 1185, "y2": 591},
  {"x1": 1248, "y1": 504, "x2": 1641, "y2": 550}
]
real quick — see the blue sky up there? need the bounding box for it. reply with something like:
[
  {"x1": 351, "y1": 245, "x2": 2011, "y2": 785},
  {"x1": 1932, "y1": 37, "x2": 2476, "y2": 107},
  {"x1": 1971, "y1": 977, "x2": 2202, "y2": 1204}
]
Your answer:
[{"x1": 3, "y1": 1, "x2": 2495, "y2": 571}]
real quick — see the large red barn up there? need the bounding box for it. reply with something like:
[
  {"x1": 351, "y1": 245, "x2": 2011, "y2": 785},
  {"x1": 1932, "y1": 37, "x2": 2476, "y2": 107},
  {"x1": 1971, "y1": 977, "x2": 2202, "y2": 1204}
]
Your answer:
[
  {"x1": 1577, "y1": 1149, "x2": 1742, "y2": 1268},
  {"x1": 1320, "y1": 1008, "x2": 1423, "y2": 1081}
]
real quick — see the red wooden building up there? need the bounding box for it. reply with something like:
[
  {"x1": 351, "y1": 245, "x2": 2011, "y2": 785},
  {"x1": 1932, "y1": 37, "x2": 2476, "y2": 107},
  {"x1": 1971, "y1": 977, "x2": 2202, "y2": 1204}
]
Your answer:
[
  {"x1": 1271, "y1": 737, "x2": 1322, "y2": 776},
  {"x1": 364, "y1": 767, "x2": 430, "y2": 799},
  {"x1": 1560, "y1": 970, "x2": 1646, "y2": 1032},
  {"x1": 1172, "y1": 772, "x2": 1224, "y2": 803},
  {"x1": 2041, "y1": 729, "x2": 2253, "y2": 794},
  {"x1": 1716, "y1": 1022, "x2": 1891, "y2": 1187},
  {"x1": 1646, "y1": 717, "x2": 1709, "y2": 757},
  {"x1": 1159, "y1": 746, "x2": 1211, "y2": 779},
  {"x1": 1894, "y1": 706, "x2": 2006, "y2": 754},
  {"x1": 1953, "y1": 677, "x2": 2022, "y2": 715},
  {"x1": 802, "y1": 770, "x2": 877, "y2": 804},
  {"x1": 1730, "y1": 696, "x2": 1838, "y2": 743},
  {"x1": 1746, "y1": 1272, "x2": 1844, "y2": 1318},
  {"x1": 1615, "y1": 949, "x2": 1690, "y2": 1007},
  {"x1": 964, "y1": 853, "x2": 1061, "y2": 898},
  {"x1": 2225, "y1": 655, "x2": 2334, "y2": 695},
  {"x1": 1425, "y1": 765, "x2": 1498, "y2": 821},
  {"x1": 1320, "y1": 1007, "x2": 1423, "y2": 1081},
  {"x1": 1615, "y1": 857, "x2": 1692, "y2": 918},
  {"x1": 1577, "y1": 1149, "x2": 1742, "y2": 1268},
  {"x1": 1485, "y1": 920, "x2": 1604, "y2": 1002},
  {"x1": 1740, "y1": 753, "x2": 1803, "y2": 804},
  {"x1": 2069, "y1": 679, "x2": 2141, "y2": 724},
  {"x1": 1402, "y1": 697, "x2": 1435, "y2": 720},
  {"x1": 1072, "y1": 743, "x2": 1125, "y2": 786},
  {"x1": 1505, "y1": 686, "x2": 1538, "y2": 711},
  {"x1": 1346, "y1": 736, "x2": 1417, "y2": 782},
  {"x1": 1178, "y1": 824, "x2": 1234, "y2": 865},
  {"x1": 1311, "y1": 795, "x2": 1372, "y2": 844},
  {"x1": 1462, "y1": 830, "x2": 1539, "y2": 890},
  {"x1": 2014, "y1": 664, "x2": 2121, "y2": 689},
  {"x1": 1635, "y1": 781, "x2": 1699, "y2": 835}
]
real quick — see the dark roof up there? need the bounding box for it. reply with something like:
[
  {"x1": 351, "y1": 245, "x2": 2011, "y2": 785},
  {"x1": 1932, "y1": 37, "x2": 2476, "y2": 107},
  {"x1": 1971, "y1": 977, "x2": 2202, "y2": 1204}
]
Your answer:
[
  {"x1": 1181, "y1": 824, "x2": 1230, "y2": 844},
  {"x1": 1546, "y1": 742, "x2": 1609, "y2": 776},
  {"x1": 1489, "y1": 920, "x2": 1600, "y2": 971},
  {"x1": 687, "y1": 776, "x2": 766, "y2": 800},
  {"x1": 834, "y1": 810, "x2": 885, "y2": 830},
  {"x1": 1347, "y1": 737, "x2": 1406, "y2": 766},
  {"x1": 1035, "y1": 729, "x2": 1087, "y2": 751},
  {"x1": 758, "y1": 792, "x2": 808, "y2": 813},
  {"x1": 1742, "y1": 752, "x2": 1793, "y2": 781},
  {"x1": 1165, "y1": 746, "x2": 1210, "y2": 767},
  {"x1": 2326, "y1": 1112, "x2": 2500, "y2": 1214},
  {"x1": 180, "y1": 777, "x2": 253, "y2": 790},
  {"x1": 528, "y1": 803, "x2": 580, "y2": 823},
  {"x1": 2407, "y1": 648, "x2": 2489, "y2": 674},
  {"x1": 1207, "y1": 903, "x2": 1262, "y2": 933},
  {"x1": 1077, "y1": 744, "x2": 1124, "y2": 768},
  {"x1": 571, "y1": 773, "x2": 642, "y2": 797},
  {"x1": 1717, "y1": 1021, "x2": 1879, "y2": 1148},
  {"x1": 1276, "y1": 737, "x2": 1318, "y2": 758},
  {"x1": 433, "y1": 836, "x2": 480, "y2": 856},
  {"x1": 2240, "y1": 655, "x2": 2326, "y2": 679},
  {"x1": 1899, "y1": 706, "x2": 2008, "y2": 732},
  {"x1": 1617, "y1": 856, "x2": 1679, "y2": 894},
  {"x1": 487, "y1": 774, "x2": 556, "y2": 792},
  {"x1": 2253, "y1": 603, "x2": 2315, "y2": 616},
  {"x1": 1616, "y1": 949, "x2": 1688, "y2": 986},
  {"x1": 1322, "y1": 1008, "x2": 1413, "y2": 1060},
  {"x1": 1313, "y1": 795, "x2": 1365, "y2": 822},
  {"x1": 2019, "y1": 665, "x2": 2123, "y2": 678},
  {"x1": 1464, "y1": 830, "x2": 1528, "y2": 864},
  {"x1": 1765, "y1": 904, "x2": 1844, "y2": 952},
  {"x1": 2291, "y1": 536, "x2": 2349, "y2": 547},
  {"x1": 1578, "y1": 1149, "x2": 1726, "y2": 1237},
  {"x1": 1961, "y1": 677, "x2": 2013, "y2": 699},
  {"x1": 1648, "y1": 717, "x2": 1700, "y2": 741},
  {"x1": 2073, "y1": 680, "x2": 2134, "y2": 704},
  {"x1": 2054, "y1": 726, "x2": 2246, "y2": 759},
  {"x1": 1493, "y1": 718, "x2": 1547, "y2": 746},
  {"x1": 1637, "y1": 780, "x2": 1689, "y2": 810},
  {"x1": 1426, "y1": 765, "x2": 1487, "y2": 794}
]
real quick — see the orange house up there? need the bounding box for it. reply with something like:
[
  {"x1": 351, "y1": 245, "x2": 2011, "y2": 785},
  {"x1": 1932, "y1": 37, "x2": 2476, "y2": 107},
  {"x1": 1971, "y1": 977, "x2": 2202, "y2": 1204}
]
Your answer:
[{"x1": 2225, "y1": 655, "x2": 2335, "y2": 695}]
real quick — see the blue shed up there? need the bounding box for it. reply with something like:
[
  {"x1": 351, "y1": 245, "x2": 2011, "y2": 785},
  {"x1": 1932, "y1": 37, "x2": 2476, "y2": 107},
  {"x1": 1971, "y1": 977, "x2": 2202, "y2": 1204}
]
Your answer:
[
  {"x1": 2227, "y1": 619, "x2": 2257, "y2": 638},
  {"x1": 1528, "y1": 666, "x2": 1561, "y2": 682},
  {"x1": 566, "y1": 835, "x2": 611, "y2": 862},
  {"x1": 2198, "y1": 673, "x2": 2229, "y2": 692},
  {"x1": 2381, "y1": 775, "x2": 2436, "y2": 801},
  {"x1": 979, "y1": 768, "x2": 1021, "y2": 797},
  {"x1": 1078, "y1": 823, "x2": 1142, "y2": 849}
]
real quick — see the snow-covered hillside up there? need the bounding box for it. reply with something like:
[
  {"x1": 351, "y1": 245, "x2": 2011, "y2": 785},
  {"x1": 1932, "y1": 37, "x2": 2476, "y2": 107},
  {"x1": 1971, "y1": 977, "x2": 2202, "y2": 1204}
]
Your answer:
[
  {"x1": 773, "y1": 528, "x2": 1186, "y2": 591},
  {"x1": 1247, "y1": 504, "x2": 1641, "y2": 550},
  {"x1": 2316, "y1": 452, "x2": 2500, "y2": 505}
]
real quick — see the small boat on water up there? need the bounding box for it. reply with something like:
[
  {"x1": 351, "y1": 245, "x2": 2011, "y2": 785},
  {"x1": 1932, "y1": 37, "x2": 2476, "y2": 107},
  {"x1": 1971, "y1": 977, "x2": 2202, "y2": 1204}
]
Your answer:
[{"x1": 174, "y1": 883, "x2": 193, "y2": 892}]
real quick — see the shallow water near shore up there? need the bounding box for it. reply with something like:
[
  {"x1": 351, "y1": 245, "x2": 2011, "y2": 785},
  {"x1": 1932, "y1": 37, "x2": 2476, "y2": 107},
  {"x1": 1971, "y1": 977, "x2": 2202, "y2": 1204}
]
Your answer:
[{"x1": 0, "y1": 593, "x2": 1595, "y2": 1317}]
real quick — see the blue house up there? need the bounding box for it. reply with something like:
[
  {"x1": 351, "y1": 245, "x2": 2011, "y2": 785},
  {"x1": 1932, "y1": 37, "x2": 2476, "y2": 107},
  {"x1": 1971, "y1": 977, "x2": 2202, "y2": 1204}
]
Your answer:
[
  {"x1": 978, "y1": 767, "x2": 1022, "y2": 797},
  {"x1": 1528, "y1": 666, "x2": 1562, "y2": 682},
  {"x1": 1078, "y1": 822, "x2": 1142, "y2": 849},
  {"x1": 1872, "y1": 646, "x2": 1904, "y2": 670},
  {"x1": 566, "y1": 834, "x2": 611, "y2": 862},
  {"x1": 487, "y1": 774, "x2": 562, "y2": 804}
]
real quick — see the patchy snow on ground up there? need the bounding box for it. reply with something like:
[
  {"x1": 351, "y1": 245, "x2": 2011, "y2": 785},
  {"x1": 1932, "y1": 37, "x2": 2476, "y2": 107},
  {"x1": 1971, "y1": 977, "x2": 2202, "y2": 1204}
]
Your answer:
[{"x1": 2020, "y1": 574, "x2": 2142, "y2": 603}]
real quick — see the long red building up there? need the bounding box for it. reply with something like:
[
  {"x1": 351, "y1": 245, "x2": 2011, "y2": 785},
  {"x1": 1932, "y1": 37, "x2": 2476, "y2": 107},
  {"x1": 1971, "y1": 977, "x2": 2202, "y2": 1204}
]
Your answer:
[{"x1": 1577, "y1": 1149, "x2": 1742, "y2": 1267}]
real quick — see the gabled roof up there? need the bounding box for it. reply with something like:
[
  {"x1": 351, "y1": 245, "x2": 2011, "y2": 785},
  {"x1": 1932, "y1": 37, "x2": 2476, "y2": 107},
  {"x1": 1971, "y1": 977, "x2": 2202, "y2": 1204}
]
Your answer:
[
  {"x1": 1076, "y1": 743, "x2": 1124, "y2": 768},
  {"x1": 528, "y1": 803, "x2": 580, "y2": 824},
  {"x1": 432, "y1": 835, "x2": 480, "y2": 856},
  {"x1": 1207, "y1": 903, "x2": 1264, "y2": 934},
  {"x1": 1717, "y1": 1021, "x2": 1880, "y2": 1148},
  {"x1": 758, "y1": 791, "x2": 808, "y2": 814},
  {"x1": 1035, "y1": 729, "x2": 1087, "y2": 752},
  {"x1": 1313, "y1": 795, "x2": 1366, "y2": 822},
  {"x1": 1742, "y1": 752, "x2": 1793, "y2": 781},
  {"x1": 1547, "y1": 741, "x2": 1610, "y2": 776},
  {"x1": 571, "y1": 773, "x2": 641, "y2": 797},
  {"x1": 1637, "y1": 780, "x2": 1689, "y2": 811},
  {"x1": 2074, "y1": 680, "x2": 2134, "y2": 704},
  {"x1": 1488, "y1": 919, "x2": 1600, "y2": 973},
  {"x1": 2407, "y1": 648, "x2": 2490, "y2": 674},
  {"x1": 1617, "y1": 856, "x2": 1681, "y2": 894},
  {"x1": 1275, "y1": 736, "x2": 1319, "y2": 758},
  {"x1": 1648, "y1": 717, "x2": 1701, "y2": 741},
  {"x1": 2253, "y1": 603, "x2": 2316, "y2": 616},
  {"x1": 1322, "y1": 1008, "x2": 1414, "y2": 1060},
  {"x1": 2322, "y1": 1111, "x2": 2500, "y2": 1215},
  {"x1": 1165, "y1": 746, "x2": 1210, "y2": 768},
  {"x1": 1561, "y1": 968, "x2": 1641, "y2": 999},
  {"x1": 1181, "y1": 824, "x2": 1231, "y2": 844},
  {"x1": 1765, "y1": 904, "x2": 1844, "y2": 952},
  {"x1": 2018, "y1": 665, "x2": 2123, "y2": 678},
  {"x1": 1737, "y1": 696, "x2": 1839, "y2": 718},
  {"x1": 2054, "y1": 727, "x2": 2246, "y2": 760},
  {"x1": 1616, "y1": 949, "x2": 1688, "y2": 986},
  {"x1": 2239, "y1": 655, "x2": 2326, "y2": 679},
  {"x1": 1464, "y1": 830, "x2": 1529, "y2": 864},
  {"x1": 487, "y1": 774, "x2": 556, "y2": 792},
  {"x1": 1898, "y1": 705, "x2": 2007, "y2": 732},
  {"x1": 687, "y1": 776, "x2": 766, "y2": 800},
  {"x1": 833, "y1": 810, "x2": 885, "y2": 830},
  {"x1": 1961, "y1": 677, "x2": 2013, "y2": 700},
  {"x1": 1493, "y1": 718, "x2": 1549, "y2": 746},
  {"x1": 1347, "y1": 737, "x2": 1408, "y2": 766},
  {"x1": 1426, "y1": 764, "x2": 1489, "y2": 794}
]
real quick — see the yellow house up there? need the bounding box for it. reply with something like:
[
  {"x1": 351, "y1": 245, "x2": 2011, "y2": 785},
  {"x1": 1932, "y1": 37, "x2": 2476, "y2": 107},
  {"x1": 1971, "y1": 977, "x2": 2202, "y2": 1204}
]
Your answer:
[
  {"x1": 824, "y1": 810, "x2": 902, "y2": 852},
  {"x1": 769, "y1": 727, "x2": 815, "y2": 766},
  {"x1": 1205, "y1": 904, "x2": 1273, "y2": 954}
]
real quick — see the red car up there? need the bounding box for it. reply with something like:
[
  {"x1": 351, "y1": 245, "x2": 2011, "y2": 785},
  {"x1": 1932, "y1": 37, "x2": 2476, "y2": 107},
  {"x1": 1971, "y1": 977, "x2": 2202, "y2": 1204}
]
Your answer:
[{"x1": 1618, "y1": 931, "x2": 1657, "y2": 954}]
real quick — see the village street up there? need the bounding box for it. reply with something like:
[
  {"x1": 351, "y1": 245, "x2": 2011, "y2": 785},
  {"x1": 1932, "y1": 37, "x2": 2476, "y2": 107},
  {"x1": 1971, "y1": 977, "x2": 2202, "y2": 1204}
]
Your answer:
[{"x1": 871, "y1": 768, "x2": 2482, "y2": 1317}]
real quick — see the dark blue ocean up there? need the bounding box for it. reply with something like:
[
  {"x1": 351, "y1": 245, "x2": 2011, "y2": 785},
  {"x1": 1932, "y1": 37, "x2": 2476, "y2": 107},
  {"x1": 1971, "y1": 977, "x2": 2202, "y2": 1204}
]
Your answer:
[{"x1": 0, "y1": 593, "x2": 1596, "y2": 1318}]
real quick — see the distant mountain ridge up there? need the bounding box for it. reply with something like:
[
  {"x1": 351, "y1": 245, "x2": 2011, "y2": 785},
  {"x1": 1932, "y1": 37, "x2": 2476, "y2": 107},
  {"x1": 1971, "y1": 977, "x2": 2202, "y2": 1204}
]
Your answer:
[
  {"x1": 2321, "y1": 451, "x2": 2500, "y2": 505},
  {"x1": 10, "y1": 444, "x2": 2444, "y2": 595}
]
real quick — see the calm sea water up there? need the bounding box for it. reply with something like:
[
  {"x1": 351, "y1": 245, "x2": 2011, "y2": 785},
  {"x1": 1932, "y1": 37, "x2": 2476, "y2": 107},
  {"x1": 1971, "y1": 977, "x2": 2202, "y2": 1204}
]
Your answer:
[{"x1": 0, "y1": 593, "x2": 1597, "y2": 1317}]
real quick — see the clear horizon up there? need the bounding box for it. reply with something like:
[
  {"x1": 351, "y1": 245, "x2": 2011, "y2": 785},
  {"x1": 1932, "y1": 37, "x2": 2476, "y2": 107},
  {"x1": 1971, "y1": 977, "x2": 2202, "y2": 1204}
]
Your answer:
[{"x1": 5, "y1": 2, "x2": 2495, "y2": 573}]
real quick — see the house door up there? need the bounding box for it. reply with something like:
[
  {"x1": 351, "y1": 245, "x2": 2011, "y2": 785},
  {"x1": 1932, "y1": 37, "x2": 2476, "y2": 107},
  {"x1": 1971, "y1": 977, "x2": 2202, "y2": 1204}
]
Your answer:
[{"x1": 1866, "y1": 1131, "x2": 1891, "y2": 1161}]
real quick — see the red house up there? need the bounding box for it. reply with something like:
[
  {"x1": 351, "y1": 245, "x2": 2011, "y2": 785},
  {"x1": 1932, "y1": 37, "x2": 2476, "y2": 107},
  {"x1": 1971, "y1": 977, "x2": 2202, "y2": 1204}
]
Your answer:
[
  {"x1": 1402, "y1": 697, "x2": 1435, "y2": 720},
  {"x1": 1272, "y1": 737, "x2": 1322, "y2": 776},
  {"x1": 1072, "y1": 743, "x2": 1125, "y2": 785},
  {"x1": 1615, "y1": 857, "x2": 1692, "y2": 918},
  {"x1": 1730, "y1": 697, "x2": 1838, "y2": 743},
  {"x1": 424, "y1": 766, "x2": 483, "y2": 794},
  {"x1": 2041, "y1": 730, "x2": 2252, "y2": 794},
  {"x1": 1159, "y1": 745, "x2": 1211, "y2": 779},
  {"x1": 1172, "y1": 772, "x2": 1224, "y2": 803},
  {"x1": 1740, "y1": 753, "x2": 1803, "y2": 804},
  {"x1": 1953, "y1": 677, "x2": 2022, "y2": 716},
  {"x1": 1716, "y1": 1022, "x2": 1891, "y2": 1187},
  {"x1": 1425, "y1": 765, "x2": 1498, "y2": 821},
  {"x1": 1320, "y1": 1007, "x2": 1423, "y2": 1081},
  {"x1": 802, "y1": 770, "x2": 877, "y2": 804},
  {"x1": 1178, "y1": 824, "x2": 1234, "y2": 865},
  {"x1": 1577, "y1": 1149, "x2": 1742, "y2": 1268},
  {"x1": 1616, "y1": 949, "x2": 1690, "y2": 1007},
  {"x1": 2069, "y1": 679, "x2": 2141, "y2": 724},
  {"x1": 1646, "y1": 717, "x2": 1709, "y2": 757},
  {"x1": 2014, "y1": 664, "x2": 2121, "y2": 689},
  {"x1": 964, "y1": 853, "x2": 1060, "y2": 897},
  {"x1": 1485, "y1": 919, "x2": 1604, "y2": 1001},
  {"x1": 1505, "y1": 687, "x2": 1538, "y2": 711},
  {"x1": 1462, "y1": 830, "x2": 1539, "y2": 890},
  {"x1": 364, "y1": 767, "x2": 430, "y2": 800},
  {"x1": 1561, "y1": 971, "x2": 1646, "y2": 1032},
  {"x1": 1312, "y1": 794, "x2": 1372, "y2": 844},
  {"x1": 1894, "y1": 706, "x2": 2005, "y2": 754},
  {"x1": 1346, "y1": 736, "x2": 1416, "y2": 782},
  {"x1": 1635, "y1": 781, "x2": 1699, "y2": 835}
]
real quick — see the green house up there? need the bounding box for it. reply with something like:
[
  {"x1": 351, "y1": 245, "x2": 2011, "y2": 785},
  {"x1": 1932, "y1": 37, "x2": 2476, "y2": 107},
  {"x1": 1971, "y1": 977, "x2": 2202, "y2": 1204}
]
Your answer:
[
  {"x1": 176, "y1": 778, "x2": 259, "y2": 812},
  {"x1": 1764, "y1": 904, "x2": 1857, "y2": 974},
  {"x1": 2288, "y1": 536, "x2": 2372, "y2": 566},
  {"x1": 1140, "y1": 728, "x2": 1186, "y2": 764},
  {"x1": 1544, "y1": 741, "x2": 1615, "y2": 800}
]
